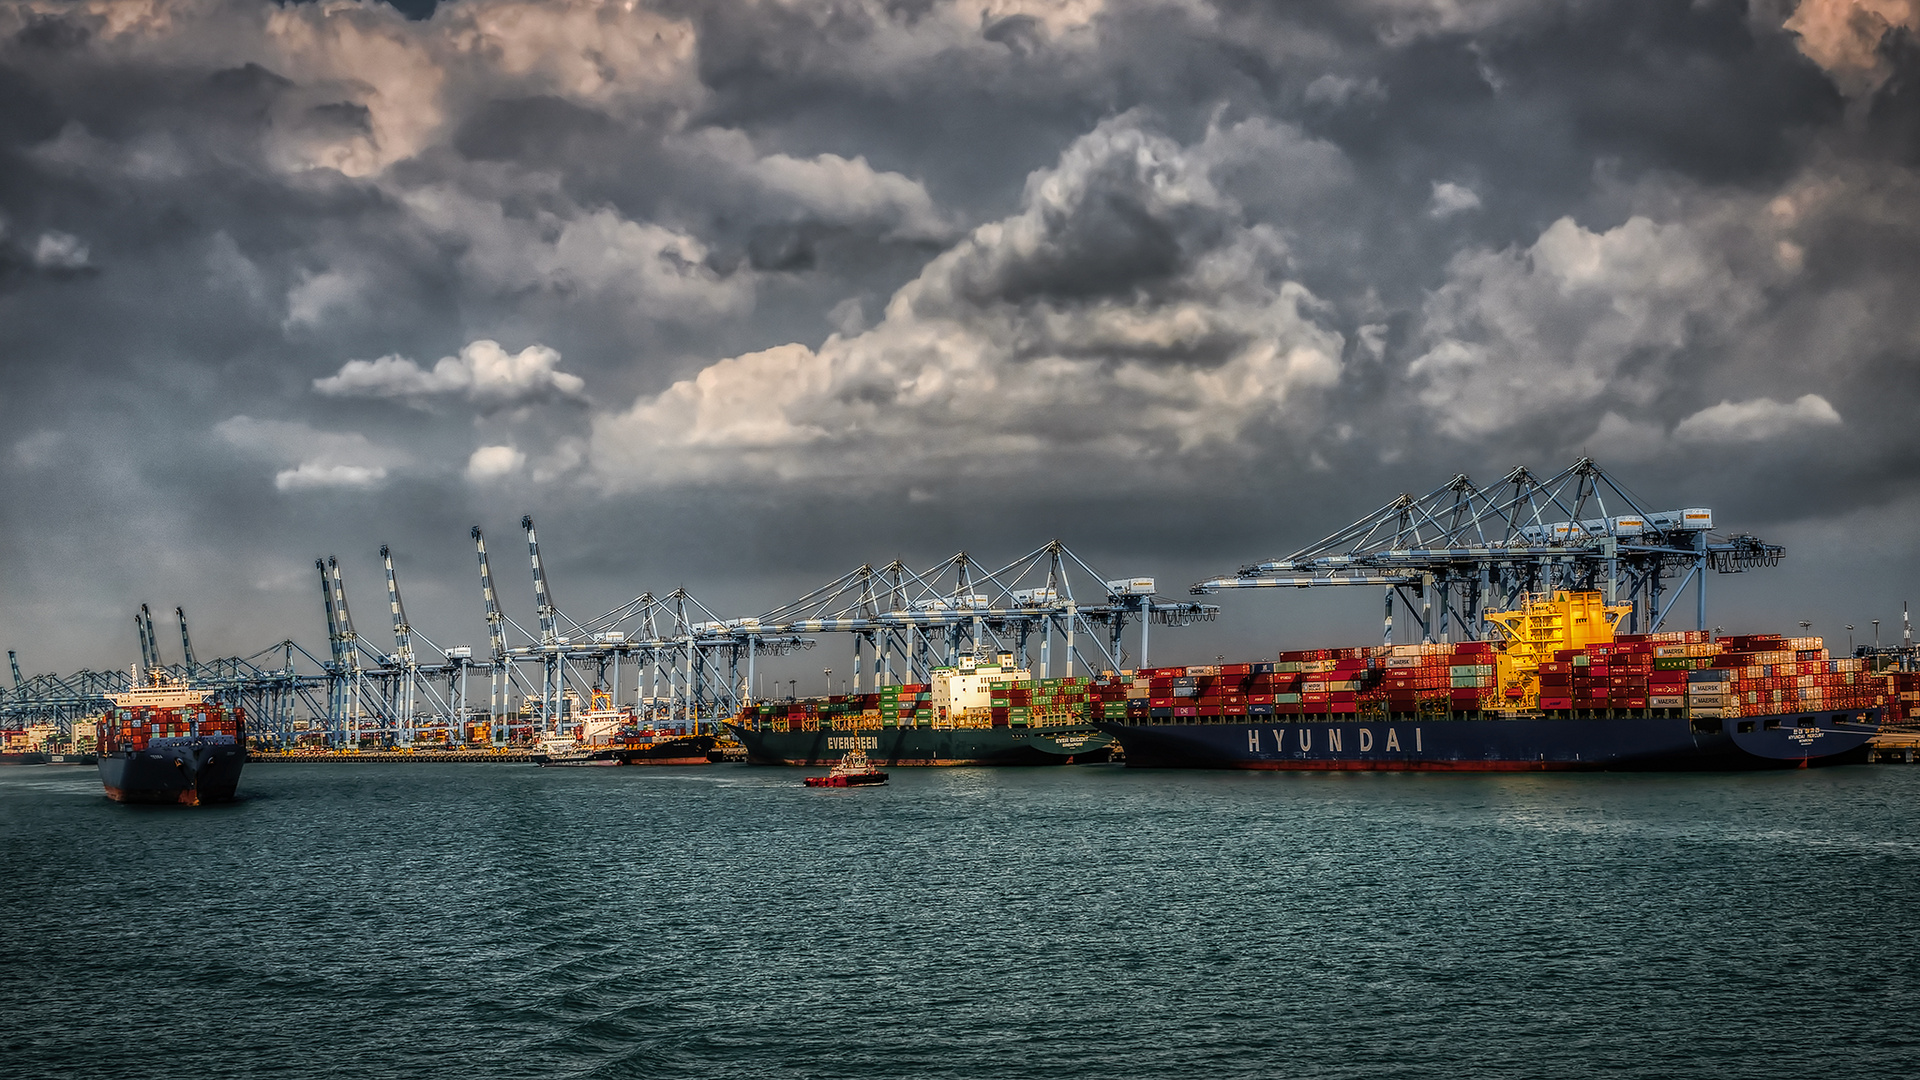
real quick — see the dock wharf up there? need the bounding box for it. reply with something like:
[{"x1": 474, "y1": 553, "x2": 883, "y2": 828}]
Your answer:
[
  {"x1": 1868, "y1": 730, "x2": 1920, "y2": 764},
  {"x1": 252, "y1": 749, "x2": 539, "y2": 763}
]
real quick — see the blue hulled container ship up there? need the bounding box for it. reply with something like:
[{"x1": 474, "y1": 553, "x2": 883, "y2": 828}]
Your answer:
[{"x1": 1100, "y1": 591, "x2": 1882, "y2": 771}]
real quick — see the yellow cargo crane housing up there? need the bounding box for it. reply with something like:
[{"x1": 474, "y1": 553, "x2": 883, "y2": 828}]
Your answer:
[{"x1": 1483, "y1": 591, "x2": 1631, "y2": 709}]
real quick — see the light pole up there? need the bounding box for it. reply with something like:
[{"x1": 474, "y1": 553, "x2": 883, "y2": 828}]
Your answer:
[
  {"x1": 1847, "y1": 625, "x2": 1855, "y2": 655},
  {"x1": 1874, "y1": 620, "x2": 1881, "y2": 649},
  {"x1": 824, "y1": 668, "x2": 833, "y2": 696}
]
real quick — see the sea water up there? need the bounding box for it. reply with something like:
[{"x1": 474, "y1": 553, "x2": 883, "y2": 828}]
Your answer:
[{"x1": 3, "y1": 762, "x2": 1918, "y2": 1078}]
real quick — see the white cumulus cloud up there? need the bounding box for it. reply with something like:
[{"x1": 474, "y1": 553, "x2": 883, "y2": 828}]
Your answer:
[
  {"x1": 466, "y1": 444, "x2": 527, "y2": 482},
  {"x1": 215, "y1": 415, "x2": 405, "y2": 492},
  {"x1": 314, "y1": 340, "x2": 587, "y2": 410},
  {"x1": 1409, "y1": 215, "x2": 1760, "y2": 439},
  {"x1": 32, "y1": 231, "x2": 90, "y2": 270},
  {"x1": 274, "y1": 463, "x2": 388, "y2": 491},
  {"x1": 1673, "y1": 394, "x2": 1843, "y2": 443},
  {"x1": 590, "y1": 115, "x2": 1347, "y2": 486},
  {"x1": 1427, "y1": 182, "x2": 1481, "y2": 218}
]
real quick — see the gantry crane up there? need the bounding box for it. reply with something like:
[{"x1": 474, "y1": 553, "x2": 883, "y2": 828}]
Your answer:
[
  {"x1": 1193, "y1": 459, "x2": 1785, "y2": 643},
  {"x1": 747, "y1": 540, "x2": 1219, "y2": 691}
]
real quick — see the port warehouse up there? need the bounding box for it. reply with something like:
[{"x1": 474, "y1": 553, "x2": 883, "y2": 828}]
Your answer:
[{"x1": 6, "y1": 459, "x2": 1918, "y2": 751}]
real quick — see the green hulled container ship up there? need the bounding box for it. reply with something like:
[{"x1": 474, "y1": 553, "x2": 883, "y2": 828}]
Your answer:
[{"x1": 727, "y1": 656, "x2": 1116, "y2": 766}]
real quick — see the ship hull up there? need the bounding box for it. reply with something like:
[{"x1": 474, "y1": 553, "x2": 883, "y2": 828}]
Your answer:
[
  {"x1": 537, "y1": 735, "x2": 716, "y2": 767},
  {"x1": 0, "y1": 751, "x2": 50, "y2": 766},
  {"x1": 98, "y1": 740, "x2": 247, "y2": 804},
  {"x1": 727, "y1": 723, "x2": 1112, "y2": 766},
  {"x1": 1101, "y1": 709, "x2": 1879, "y2": 772},
  {"x1": 805, "y1": 773, "x2": 888, "y2": 787}
]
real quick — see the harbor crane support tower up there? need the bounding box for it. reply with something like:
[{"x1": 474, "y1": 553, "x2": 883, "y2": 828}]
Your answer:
[
  {"x1": 1194, "y1": 459, "x2": 1784, "y2": 644},
  {"x1": 477, "y1": 517, "x2": 815, "y2": 736},
  {"x1": 749, "y1": 540, "x2": 1221, "y2": 693}
]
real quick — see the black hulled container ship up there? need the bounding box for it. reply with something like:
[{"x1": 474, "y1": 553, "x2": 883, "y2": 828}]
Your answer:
[
  {"x1": 532, "y1": 691, "x2": 718, "y2": 765},
  {"x1": 1100, "y1": 591, "x2": 1882, "y2": 771},
  {"x1": 96, "y1": 673, "x2": 246, "y2": 804}
]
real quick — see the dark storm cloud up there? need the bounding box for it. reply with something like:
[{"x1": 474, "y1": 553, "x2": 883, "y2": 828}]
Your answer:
[{"x1": 1, "y1": 0, "x2": 1918, "y2": 673}]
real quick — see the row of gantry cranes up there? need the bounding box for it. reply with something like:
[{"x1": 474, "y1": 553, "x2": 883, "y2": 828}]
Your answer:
[{"x1": 3, "y1": 460, "x2": 1810, "y2": 747}]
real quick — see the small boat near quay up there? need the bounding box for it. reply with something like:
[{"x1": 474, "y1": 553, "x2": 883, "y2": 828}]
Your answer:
[{"x1": 804, "y1": 749, "x2": 888, "y2": 787}]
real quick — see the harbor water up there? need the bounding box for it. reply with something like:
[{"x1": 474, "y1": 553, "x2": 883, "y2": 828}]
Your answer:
[{"x1": 4, "y1": 762, "x2": 1919, "y2": 1078}]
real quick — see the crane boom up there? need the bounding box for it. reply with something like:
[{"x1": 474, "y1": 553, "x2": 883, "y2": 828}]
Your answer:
[
  {"x1": 137, "y1": 604, "x2": 161, "y2": 674},
  {"x1": 317, "y1": 558, "x2": 341, "y2": 666},
  {"x1": 8, "y1": 650, "x2": 21, "y2": 691},
  {"x1": 380, "y1": 545, "x2": 413, "y2": 664},
  {"x1": 523, "y1": 515, "x2": 558, "y2": 646},
  {"x1": 472, "y1": 527, "x2": 507, "y2": 664},
  {"x1": 327, "y1": 556, "x2": 360, "y2": 674},
  {"x1": 176, "y1": 606, "x2": 197, "y2": 676}
]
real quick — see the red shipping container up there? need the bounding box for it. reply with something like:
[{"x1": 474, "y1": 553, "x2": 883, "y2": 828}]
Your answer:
[
  {"x1": 1329, "y1": 702, "x2": 1358, "y2": 714},
  {"x1": 1173, "y1": 706, "x2": 1198, "y2": 716},
  {"x1": 1539, "y1": 697, "x2": 1573, "y2": 709}
]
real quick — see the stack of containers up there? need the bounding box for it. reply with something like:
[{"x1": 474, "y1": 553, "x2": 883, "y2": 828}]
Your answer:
[
  {"x1": 1104, "y1": 662, "x2": 1286, "y2": 721},
  {"x1": 899, "y1": 684, "x2": 932, "y2": 727},
  {"x1": 1367, "y1": 643, "x2": 1486, "y2": 714},
  {"x1": 986, "y1": 676, "x2": 1094, "y2": 728},
  {"x1": 1685, "y1": 635, "x2": 1882, "y2": 719},
  {"x1": 1881, "y1": 670, "x2": 1920, "y2": 725},
  {"x1": 1275, "y1": 649, "x2": 1374, "y2": 715}
]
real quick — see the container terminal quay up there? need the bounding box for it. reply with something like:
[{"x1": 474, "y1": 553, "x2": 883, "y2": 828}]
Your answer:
[{"x1": 6, "y1": 459, "x2": 1919, "y2": 767}]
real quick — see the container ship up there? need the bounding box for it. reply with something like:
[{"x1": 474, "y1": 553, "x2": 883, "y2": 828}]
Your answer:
[
  {"x1": 96, "y1": 672, "x2": 246, "y2": 804},
  {"x1": 533, "y1": 691, "x2": 716, "y2": 766},
  {"x1": 728, "y1": 656, "x2": 1113, "y2": 766},
  {"x1": 1, "y1": 721, "x2": 88, "y2": 765},
  {"x1": 732, "y1": 592, "x2": 1895, "y2": 771},
  {"x1": 1100, "y1": 591, "x2": 1884, "y2": 771}
]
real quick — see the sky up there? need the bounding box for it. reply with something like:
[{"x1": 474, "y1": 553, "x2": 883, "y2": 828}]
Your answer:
[{"x1": 3, "y1": 0, "x2": 1919, "y2": 681}]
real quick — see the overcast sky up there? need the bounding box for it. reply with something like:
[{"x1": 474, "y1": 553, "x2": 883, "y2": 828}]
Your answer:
[{"x1": 4, "y1": 0, "x2": 1918, "y2": 678}]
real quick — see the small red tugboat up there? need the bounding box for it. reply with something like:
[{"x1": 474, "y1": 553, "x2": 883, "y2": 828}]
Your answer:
[{"x1": 804, "y1": 748, "x2": 888, "y2": 787}]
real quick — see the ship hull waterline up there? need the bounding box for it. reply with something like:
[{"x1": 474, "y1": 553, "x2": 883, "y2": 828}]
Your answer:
[
  {"x1": 535, "y1": 735, "x2": 717, "y2": 767},
  {"x1": 1100, "y1": 709, "x2": 1879, "y2": 772},
  {"x1": 97, "y1": 741, "x2": 247, "y2": 805},
  {"x1": 727, "y1": 723, "x2": 1113, "y2": 767}
]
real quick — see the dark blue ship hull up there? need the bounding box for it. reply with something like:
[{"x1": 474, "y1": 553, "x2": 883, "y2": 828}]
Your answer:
[
  {"x1": 98, "y1": 737, "x2": 246, "y2": 804},
  {"x1": 1101, "y1": 709, "x2": 1880, "y2": 771}
]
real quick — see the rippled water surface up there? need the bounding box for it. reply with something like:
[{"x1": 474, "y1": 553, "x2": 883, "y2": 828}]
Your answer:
[{"x1": 5, "y1": 761, "x2": 1919, "y2": 1078}]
